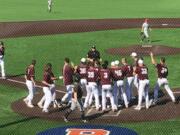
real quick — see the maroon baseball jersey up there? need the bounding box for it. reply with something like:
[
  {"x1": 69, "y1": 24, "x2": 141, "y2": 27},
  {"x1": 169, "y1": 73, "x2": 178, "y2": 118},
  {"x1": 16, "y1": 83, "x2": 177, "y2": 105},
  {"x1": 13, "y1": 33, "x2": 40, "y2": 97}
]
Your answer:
[
  {"x1": 43, "y1": 71, "x2": 53, "y2": 87},
  {"x1": 63, "y1": 64, "x2": 74, "y2": 85},
  {"x1": 111, "y1": 67, "x2": 126, "y2": 81},
  {"x1": 77, "y1": 64, "x2": 88, "y2": 79},
  {"x1": 87, "y1": 67, "x2": 99, "y2": 82},
  {"x1": 122, "y1": 64, "x2": 133, "y2": 77},
  {"x1": 100, "y1": 68, "x2": 112, "y2": 85},
  {"x1": 135, "y1": 65, "x2": 149, "y2": 80},
  {"x1": 25, "y1": 65, "x2": 35, "y2": 81},
  {"x1": 156, "y1": 63, "x2": 168, "y2": 78}
]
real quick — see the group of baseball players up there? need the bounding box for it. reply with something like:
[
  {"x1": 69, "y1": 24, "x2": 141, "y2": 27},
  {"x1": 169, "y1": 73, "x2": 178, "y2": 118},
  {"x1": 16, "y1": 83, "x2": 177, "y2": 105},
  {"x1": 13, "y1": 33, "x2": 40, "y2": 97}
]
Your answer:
[{"x1": 23, "y1": 45, "x2": 177, "y2": 123}]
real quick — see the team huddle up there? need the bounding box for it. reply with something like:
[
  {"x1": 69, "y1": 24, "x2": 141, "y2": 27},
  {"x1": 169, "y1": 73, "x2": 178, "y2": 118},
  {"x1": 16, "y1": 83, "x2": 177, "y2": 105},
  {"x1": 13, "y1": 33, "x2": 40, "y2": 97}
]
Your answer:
[{"x1": 23, "y1": 46, "x2": 177, "y2": 122}]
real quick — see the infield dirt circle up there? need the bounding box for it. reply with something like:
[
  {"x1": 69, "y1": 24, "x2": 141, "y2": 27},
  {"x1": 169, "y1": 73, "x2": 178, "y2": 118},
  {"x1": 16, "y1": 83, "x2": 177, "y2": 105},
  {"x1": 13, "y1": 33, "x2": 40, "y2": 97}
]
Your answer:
[{"x1": 0, "y1": 18, "x2": 179, "y2": 123}]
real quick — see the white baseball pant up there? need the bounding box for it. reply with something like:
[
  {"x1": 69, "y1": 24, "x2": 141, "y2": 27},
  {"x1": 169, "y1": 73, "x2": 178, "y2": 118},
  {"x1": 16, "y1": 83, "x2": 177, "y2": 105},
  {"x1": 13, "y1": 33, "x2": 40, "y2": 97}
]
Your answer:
[
  {"x1": 25, "y1": 80, "x2": 35, "y2": 105},
  {"x1": 62, "y1": 84, "x2": 74, "y2": 103},
  {"x1": 114, "y1": 80, "x2": 128, "y2": 108},
  {"x1": 155, "y1": 78, "x2": 175, "y2": 102},
  {"x1": 0, "y1": 58, "x2": 5, "y2": 78},
  {"x1": 80, "y1": 78, "x2": 87, "y2": 91},
  {"x1": 102, "y1": 84, "x2": 117, "y2": 111},
  {"x1": 137, "y1": 79, "x2": 150, "y2": 109},
  {"x1": 84, "y1": 82, "x2": 100, "y2": 110},
  {"x1": 42, "y1": 87, "x2": 52, "y2": 111}
]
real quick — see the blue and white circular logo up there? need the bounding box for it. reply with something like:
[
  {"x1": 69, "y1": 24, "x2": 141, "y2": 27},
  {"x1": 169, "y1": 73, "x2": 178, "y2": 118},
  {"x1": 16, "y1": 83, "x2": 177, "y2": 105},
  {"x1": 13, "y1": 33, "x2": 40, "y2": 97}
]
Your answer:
[{"x1": 37, "y1": 125, "x2": 138, "y2": 135}]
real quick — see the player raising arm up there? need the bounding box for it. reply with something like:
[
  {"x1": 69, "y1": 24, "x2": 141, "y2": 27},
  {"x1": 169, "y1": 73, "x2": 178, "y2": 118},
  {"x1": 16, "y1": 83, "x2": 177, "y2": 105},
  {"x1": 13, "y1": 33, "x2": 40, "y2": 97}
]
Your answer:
[{"x1": 150, "y1": 52, "x2": 176, "y2": 104}]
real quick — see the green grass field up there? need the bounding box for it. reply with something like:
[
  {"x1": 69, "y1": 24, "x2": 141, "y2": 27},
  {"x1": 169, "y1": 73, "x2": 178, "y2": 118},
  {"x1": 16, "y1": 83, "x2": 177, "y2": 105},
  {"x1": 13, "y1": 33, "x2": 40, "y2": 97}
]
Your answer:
[
  {"x1": 0, "y1": 0, "x2": 180, "y2": 134},
  {"x1": 0, "y1": 0, "x2": 180, "y2": 22}
]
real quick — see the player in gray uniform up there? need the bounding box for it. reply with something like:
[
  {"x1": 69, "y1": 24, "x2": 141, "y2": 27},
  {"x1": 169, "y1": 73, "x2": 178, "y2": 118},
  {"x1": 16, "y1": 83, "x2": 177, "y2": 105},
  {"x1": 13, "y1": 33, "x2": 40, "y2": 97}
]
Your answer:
[
  {"x1": 63, "y1": 75, "x2": 87, "y2": 123},
  {"x1": 140, "y1": 18, "x2": 152, "y2": 43},
  {"x1": 48, "y1": 0, "x2": 53, "y2": 12}
]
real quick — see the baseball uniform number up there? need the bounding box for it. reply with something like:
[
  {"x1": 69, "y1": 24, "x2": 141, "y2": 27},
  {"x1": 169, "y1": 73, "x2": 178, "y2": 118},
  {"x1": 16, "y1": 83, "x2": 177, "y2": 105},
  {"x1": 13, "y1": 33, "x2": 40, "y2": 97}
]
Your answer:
[
  {"x1": 161, "y1": 67, "x2": 167, "y2": 74},
  {"x1": 115, "y1": 70, "x2": 122, "y2": 76},
  {"x1": 88, "y1": 72, "x2": 94, "y2": 78},
  {"x1": 141, "y1": 68, "x2": 147, "y2": 75}
]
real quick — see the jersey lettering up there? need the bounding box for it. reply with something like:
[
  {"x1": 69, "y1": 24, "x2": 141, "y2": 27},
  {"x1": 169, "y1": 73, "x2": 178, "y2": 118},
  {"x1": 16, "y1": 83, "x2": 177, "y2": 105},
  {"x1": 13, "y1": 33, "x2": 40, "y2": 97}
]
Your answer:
[{"x1": 66, "y1": 128, "x2": 110, "y2": 135}]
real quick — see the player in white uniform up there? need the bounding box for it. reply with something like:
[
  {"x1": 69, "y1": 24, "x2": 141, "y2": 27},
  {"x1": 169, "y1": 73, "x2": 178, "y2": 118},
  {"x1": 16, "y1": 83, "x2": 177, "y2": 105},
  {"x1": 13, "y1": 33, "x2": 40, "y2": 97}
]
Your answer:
[
  {"x1": 0, "y1": 41, "x2": 6, "y2": 79},
  {"x1": 24, "y1": 60, "x2": 36, "y2": 108},
  {"x1": 48, "y1": 0, "x2": 53, "y2": 12},
  {"x1": 141, "y1": 19, "x2": 151, "y2": 43}
]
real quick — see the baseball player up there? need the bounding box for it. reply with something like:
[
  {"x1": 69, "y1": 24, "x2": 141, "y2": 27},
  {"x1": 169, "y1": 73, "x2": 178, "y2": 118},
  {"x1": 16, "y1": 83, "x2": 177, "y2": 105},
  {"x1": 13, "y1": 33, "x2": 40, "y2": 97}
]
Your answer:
[
  {"x1": 121, "y1": 58, "x2": 134, "y2": 102},
  {"x1": 40, "y1": 64, "x2": 54, "y2": 113},
  {"x1": 75, "y1": 58, "x2": 88, "y2": 91},
  {"x1": 111, "y1": 60, "x2": 128, "y2": 108},
  {"x1": 84, "y1": 62, "x2": 100, "y2": 111},
  {"x1": 48, "y1": 0, "x2": 53, "y2": 12},
  {"x1": 63, "y1": 79, "x2": 87, "y2": 123},
  {"x1": 23, "y1": 60, "x2": 36, "y2": 108},
  {"x1": 134, "y1": 59, "x2": 151, "y2": 110},
  {"x1": 88, "y1": 59, "x2": 101, "y2": 108},
  {"x1": 100, "y1": 61, "x2": 117, "y2": 112},
  {"x1": 150, "y1": 52, "x2": 176, "y2": 104},
  {"x1": 140, "y1": 18, "x2": 151, "y2": 43},
  {"x1": 37, "y1": 63, "x2": 59, "y2": 109},
  {"x1": 60, "y1": 58, "x2": 74, "y2": 105},
  {"x1": 0, "y1": 41, "x2": 6, "y2": 79},
  {"x1": 130, "y1": 52, "x2": 139, "y2": 89}
]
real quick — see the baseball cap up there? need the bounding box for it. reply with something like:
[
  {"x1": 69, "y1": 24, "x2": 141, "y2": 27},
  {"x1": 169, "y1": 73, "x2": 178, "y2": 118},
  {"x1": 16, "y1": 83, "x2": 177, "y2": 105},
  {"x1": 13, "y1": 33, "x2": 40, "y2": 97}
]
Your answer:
[
  {"x1": 91, "y1": 45, "x2": 96, "y2": 49},
  {"x1": 130, "y1": 52, "x2": 137, "y2": 57},
  {"x1": 138, "y1": 59, "x2": 144, "y2": 64},
  {"x1": 111, "y1": 61, "x2": 115, "y2": 66},
  {"x1": 81, "y1": 58, "x2": 86, "y2": 63},
  {"x1": 114, "y1": 60, "x2": 120, "y2": 66}
]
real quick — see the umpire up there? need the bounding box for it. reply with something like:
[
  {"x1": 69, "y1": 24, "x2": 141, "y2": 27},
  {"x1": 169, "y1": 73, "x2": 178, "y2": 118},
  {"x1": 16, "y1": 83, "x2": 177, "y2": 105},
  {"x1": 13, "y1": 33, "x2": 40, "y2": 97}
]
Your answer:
[{"x1": 87, "y1": 45, "x2": 101, "y2": 62}]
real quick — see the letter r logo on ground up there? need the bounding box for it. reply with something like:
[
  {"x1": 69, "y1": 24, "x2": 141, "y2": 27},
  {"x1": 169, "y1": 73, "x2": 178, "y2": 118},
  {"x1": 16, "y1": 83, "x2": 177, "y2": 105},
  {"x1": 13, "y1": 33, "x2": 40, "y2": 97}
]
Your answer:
[{"x1": 66, "y1": 128, "x2": 110, "y2": 135}]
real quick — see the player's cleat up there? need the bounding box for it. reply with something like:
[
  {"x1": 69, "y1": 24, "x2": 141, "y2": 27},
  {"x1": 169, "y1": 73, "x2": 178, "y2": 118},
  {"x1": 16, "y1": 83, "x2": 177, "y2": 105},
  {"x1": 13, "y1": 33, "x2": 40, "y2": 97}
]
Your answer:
[
  {"x1": 96, "y1": 107, "x2": 101, "y2": 111},
  {"x1": 152, "y1": 99, "x2": 158, "y2": 105},
  {"x1": 0, "y1": 76, "x2": 6, "y2": 79},
  {"x1": 42, "y1": 109, "x2": 49, "y2": 113},
  {"x1": 82, "y1": 120, "x2": 88, "y2": 123},
  {"x1": 37, "y1": 102, "x2": 43, "y2": 109},
  {"x1": 134, "y1": 106, "x2": 141, "y2": 111},
  {"x1": 23, "y1": 98, "x2": 28, "y2": 105},
  {"x1": 112, "y1": 109, "x2": 118, "y2": 112},
  {"x1": 63, "y1": 116, "x2": 69, "y2": 123},
  {"x1": 27, "y1": 104, "x2": 34, "y2": 108},
  {"x1": 146, "y1": 99, "x2": 153, "y2": 109},
  {"x1": 125, "y1": 103, "x2": 129, "y2": 108}
]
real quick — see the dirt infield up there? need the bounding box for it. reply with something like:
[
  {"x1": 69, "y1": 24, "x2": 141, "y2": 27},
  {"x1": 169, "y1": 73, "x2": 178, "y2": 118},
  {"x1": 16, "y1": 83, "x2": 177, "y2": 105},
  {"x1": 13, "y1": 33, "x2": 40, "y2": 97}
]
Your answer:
[
  {"x1": 0, "y1": 18, "x2": 180, "y2": 123},
  {"x1": 0, "y1": 75, "x2": 179, "y2": 123},
  {"x1": 0, "y1": 18, "x2": 180, "y2": 39},
  {"x1": 106, "y1": 45, "x2": 180, "y2": 56}
]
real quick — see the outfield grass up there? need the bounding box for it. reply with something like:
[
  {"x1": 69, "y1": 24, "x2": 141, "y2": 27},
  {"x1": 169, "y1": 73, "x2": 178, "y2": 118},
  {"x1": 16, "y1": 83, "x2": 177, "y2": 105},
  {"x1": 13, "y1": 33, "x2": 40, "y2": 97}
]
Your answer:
[
  {"x1": 3, "y1": 28, "x2": 180, "y2": 88},
  {"x1": 0, "y1": 0, "x2": 180, "y2": 22},
  {"x1": 0, "y1": 85, "x2": 180, "y2": 135}
]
